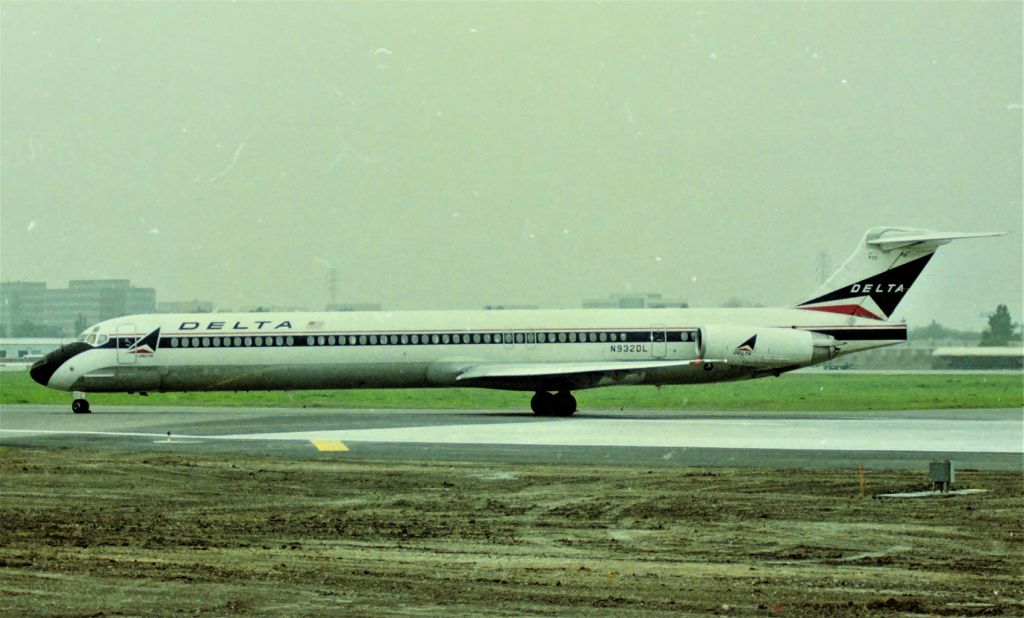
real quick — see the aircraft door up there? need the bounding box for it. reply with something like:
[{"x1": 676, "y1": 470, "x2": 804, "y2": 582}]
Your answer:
[
  {"x1": 651, "y1": 328, "x2": 667, "y2": 359},
  {"x1": 117, "y1": 324, "x2": 137, "y2": 364}
]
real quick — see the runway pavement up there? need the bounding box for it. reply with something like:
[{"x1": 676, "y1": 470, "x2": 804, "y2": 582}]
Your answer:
[{"x1": 1, "y1": 405, "x2": 1021, "y2": 470}]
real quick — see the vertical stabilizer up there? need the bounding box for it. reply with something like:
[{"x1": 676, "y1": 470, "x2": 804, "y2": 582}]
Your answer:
[{"x1": 796, "y1": 227, "x2": 1003, "y2": 321}]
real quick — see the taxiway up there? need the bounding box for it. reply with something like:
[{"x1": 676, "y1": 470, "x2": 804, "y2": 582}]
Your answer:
[{"x1": 1, "y1": 405, "x2": 1020, "y2": 470}]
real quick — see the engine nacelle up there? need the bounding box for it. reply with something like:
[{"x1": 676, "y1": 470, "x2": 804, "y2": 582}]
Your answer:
[{"x1": 697, "y1": 325, "x2": 837, "y2": 368}]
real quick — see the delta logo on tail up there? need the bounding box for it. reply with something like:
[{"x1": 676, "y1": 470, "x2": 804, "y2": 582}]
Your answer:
[
  {"x1": 797, "y1": 254, "x2": 933, "y2": 320},
  {"x1": 733, "y1": 335, "x2": 756, "y2": 355},
  {"x1": 128, "y1": 328, "x2": 161, "y2": 357}
]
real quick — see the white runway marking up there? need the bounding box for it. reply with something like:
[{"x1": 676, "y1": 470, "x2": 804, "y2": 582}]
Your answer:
[{"x1": 217, "y1": 418, "x2": 1023, "y2": 454}]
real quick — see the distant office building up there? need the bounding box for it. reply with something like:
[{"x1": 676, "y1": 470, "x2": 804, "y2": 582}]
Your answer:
[
  {"x1": 326, "y1": 303, "x2": 382, "y2": 312},
  {"x1": 483, "y1": 304, "x2": 540, "y2": 310},
  {"x1": 0, "y1": 282, "x2": 48, "y2": 337},
  {"x1": 582, "y1": 293, "x2": 688, "y2": 309},
  {"x1": 157, "y1": 300, "x2": 215, "y2": 314},
  {"x1": 238, "y1": 305, "x2": 310, "y2": 313},
  {"x1": 0, "y1": 279, "x2": 156, "y2": 337}
]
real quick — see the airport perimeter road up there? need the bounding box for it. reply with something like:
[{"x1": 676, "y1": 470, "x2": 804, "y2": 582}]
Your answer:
[{"x1": 1, "y1": 405, "x2": 1021, "y2": 470}]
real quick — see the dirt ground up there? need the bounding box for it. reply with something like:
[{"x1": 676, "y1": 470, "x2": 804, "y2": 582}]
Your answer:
[{"x1": 0, "y1": 447, "x2": 1021, "y2": 616}]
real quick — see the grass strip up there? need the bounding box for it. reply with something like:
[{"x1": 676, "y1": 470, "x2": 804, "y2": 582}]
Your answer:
[{"x1": 1, "y1": 370, "x2": 1020, "y2": 411}]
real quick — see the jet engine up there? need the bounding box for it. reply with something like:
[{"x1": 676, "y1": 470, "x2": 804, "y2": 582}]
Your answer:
[{"x1": 697, "y1": 325, "x2": 837, "y2": 368}]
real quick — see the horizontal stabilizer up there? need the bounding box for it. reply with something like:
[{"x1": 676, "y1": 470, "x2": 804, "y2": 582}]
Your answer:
[{"x1": 865, "y1": 230, "x2": 1004, "y2": 251}]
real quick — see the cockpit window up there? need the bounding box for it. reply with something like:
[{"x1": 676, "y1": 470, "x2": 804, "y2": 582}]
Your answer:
[{"x1": 80, "y1": 333, "x2": 109, "y2": 346}]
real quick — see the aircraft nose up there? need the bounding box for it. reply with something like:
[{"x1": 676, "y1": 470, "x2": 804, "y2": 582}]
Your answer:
[
  {"x1": 30, "y1": 354, "x2": 57, "y2": 386},
  {"x1": 29, "y1": 342, "x2": 92, "y2": 387}
]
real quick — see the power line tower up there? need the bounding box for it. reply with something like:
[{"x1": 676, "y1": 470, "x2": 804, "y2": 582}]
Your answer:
[
  {"x1": 816, "y1": 250, "x2": 832, "y2": 285},
  {"x1": 328, "y1": 267, "x2": 338, "y2": 306}
]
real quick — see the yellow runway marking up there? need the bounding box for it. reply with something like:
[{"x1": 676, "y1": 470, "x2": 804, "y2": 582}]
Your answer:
[{"x1": 310, "y1": 439, "x2": 349, "y2": 452}]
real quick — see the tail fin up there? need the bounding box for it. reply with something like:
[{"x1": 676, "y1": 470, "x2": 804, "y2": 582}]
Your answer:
[{"x1": 797, "y1": 227, "x2": 1003, "y2": 321}]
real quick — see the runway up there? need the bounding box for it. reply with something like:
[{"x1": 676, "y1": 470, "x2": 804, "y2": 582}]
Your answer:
[{"x1": 1, "y1": 405, "x2": 1021, "y2": 470}]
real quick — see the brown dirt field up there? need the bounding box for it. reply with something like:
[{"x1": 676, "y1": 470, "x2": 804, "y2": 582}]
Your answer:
[{"x1": 1, "y1": 447, "x2": 1021, "y2": 616}]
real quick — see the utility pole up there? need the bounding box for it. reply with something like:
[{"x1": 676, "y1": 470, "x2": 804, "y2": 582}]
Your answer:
[
  {"x1": 816, "y1": 250, "x2": 832, "y2": 285},
  {"x1": 328, "y1": 267, "x2": 338, "y2": 307}
]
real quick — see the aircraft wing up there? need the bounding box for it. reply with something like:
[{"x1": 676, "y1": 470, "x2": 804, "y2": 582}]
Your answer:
[{"x1": 453, "y1": 359, "x2": 724, "y2": 391}]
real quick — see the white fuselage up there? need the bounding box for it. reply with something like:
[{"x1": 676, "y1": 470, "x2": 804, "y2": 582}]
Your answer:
[{"x1": 43, "y1": 307, "x2": 905, "y2": 394}]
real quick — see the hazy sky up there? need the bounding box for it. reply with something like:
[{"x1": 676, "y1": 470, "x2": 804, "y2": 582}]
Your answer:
[{"x1": 2, "y1": 2, "x2": 1021, "y2": 328}]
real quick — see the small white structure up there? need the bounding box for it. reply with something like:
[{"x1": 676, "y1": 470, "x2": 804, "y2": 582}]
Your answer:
[
  {"x1": 932, "y1": 346, "x2": 1023, "y2": 370},
  {"x1": 0, "y1": 338, "x2": 66, "y2": 365}
]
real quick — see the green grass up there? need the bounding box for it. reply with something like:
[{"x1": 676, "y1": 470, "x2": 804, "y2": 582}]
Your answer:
[{"x1": 1, "y1": 369, "x2": 1020, "y2": 411}]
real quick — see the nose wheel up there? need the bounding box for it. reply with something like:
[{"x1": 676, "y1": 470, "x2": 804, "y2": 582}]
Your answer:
[
  {"x1": 71, "y1": 398, "x2": 91, "y2": 414},
  {"x1": 530, "y1": 391, "x2": 577, "y2": 417}
]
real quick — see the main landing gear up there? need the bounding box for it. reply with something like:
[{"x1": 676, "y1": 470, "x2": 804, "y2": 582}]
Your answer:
[
  {"x1": 71, "y1": 392, "x2": 91, "y2": 414},
  {"x1": 531, "y1": 391, "x2": 577, "y2": 417}
]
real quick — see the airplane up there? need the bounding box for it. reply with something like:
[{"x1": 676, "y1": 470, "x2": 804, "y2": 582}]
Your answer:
[{"x1": 30, "y1": 227, "x2": 1002, "y2": 415}]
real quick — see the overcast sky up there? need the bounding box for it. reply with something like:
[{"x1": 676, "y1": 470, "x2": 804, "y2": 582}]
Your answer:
[{"x1": 2, "y1": 2, "x2": 1020, "y2": 328}]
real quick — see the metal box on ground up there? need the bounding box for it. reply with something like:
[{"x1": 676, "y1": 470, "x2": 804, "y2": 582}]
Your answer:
[{"x1": 929, "y1": 460, "x2": 955, "y2": 491}]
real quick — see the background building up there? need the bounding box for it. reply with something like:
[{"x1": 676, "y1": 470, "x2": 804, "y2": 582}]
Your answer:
[
  {"x1": 156, "y1": 300, "x2": 215, "y2": 313},
  {"x1": 483, "y1": 304, "x2": 539, "y2": 310},
  {"x1": 326, "y1": 303, "x2": 382, "y2": 312},
  {"x1": 582, "y1": 293, "x2": 689, "y2": 309},
  {"x1": 0, "y1": 338, "x2": 64, "y2": 363},
  {"x1": 0, "y1": 280, "x2": 155, "y2": 337}
]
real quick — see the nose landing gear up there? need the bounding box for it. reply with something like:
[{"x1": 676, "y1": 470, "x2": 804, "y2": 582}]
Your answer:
[
  {"x1": 71, "y1": 392, "x2": 91, "y2": 414},
  {"x1": 530, "y1": 391, "x2": 577, "y2": 417}
]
